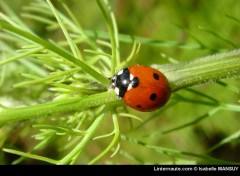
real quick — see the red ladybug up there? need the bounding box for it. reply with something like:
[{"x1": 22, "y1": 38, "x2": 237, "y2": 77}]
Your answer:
[{"x1": 110, "y1": 65, "x2": 171, "y2": 112}]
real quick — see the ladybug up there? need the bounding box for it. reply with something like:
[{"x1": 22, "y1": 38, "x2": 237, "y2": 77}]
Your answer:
[{"x1": 110, "y1": 65, "x2": 171, "y2": 112}]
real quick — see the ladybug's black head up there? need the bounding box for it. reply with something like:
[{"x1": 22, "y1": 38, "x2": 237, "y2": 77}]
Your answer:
[
  {"x1": 110, "y1": 68, "x2": 139, "y2": 98},
  {"x1": 110, "y1": 68, "x2": 129, "y2": 98}
]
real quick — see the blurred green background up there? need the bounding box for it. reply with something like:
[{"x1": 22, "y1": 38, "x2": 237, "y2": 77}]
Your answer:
[{"x1": 1, "y1": 0, "x2": 240, "y2": 164}]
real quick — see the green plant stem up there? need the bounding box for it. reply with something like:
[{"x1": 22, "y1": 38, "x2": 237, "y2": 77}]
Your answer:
[
  {"x1": 97, "y1": 0, "x2": 120, "y2": 74},
  {"x1": 122, "y1": 135, "x2": 240, "y2": 164},
  {"x1": 0, "y1": 19, "x2": 109, "y2": 86},
  {"x1": 84, "y1": 30, "x2": 203, "y2": 49},
  {"x1": 155, "y1": 49, "x2": 240, "y2": 92},
  {"x1": 0, "y1": 91, "x2": 117, "y2": 126},
  {"x1": 88, "y1": 113, "x2": 120, "y2": 164},
  {"x1": 0, "y1": 46, "x2": 43, "y2": 66},
  {"x1": 58, "y1": 111, "x2": 106, "y2": 164},
  {"x1": 46, "y1": 0, "x2": 82, "y2": 60},
  {"x1": 1, "y1": 49, "x2": 240, "y2": 125},
  {"x1": 3, "y1": 148, "x2": 58, "y2": 164}
]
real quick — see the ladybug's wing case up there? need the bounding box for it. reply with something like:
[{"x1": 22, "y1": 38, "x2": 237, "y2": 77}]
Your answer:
[
  {"x1": 129, "y1": 65, "x2": 166, "y2": 88},
  {"x1": 124, "y1": 84, "x2": 170, "y2": 111},
  {"x1": 124, "y1": 65, "x2": 171, "y2": 112}
]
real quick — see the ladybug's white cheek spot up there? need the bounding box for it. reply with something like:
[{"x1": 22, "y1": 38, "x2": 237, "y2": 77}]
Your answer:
[
  {"x1": 130, "y1": 74, "x2": 134, "y2": 80},
  {"x1": 114, "y1": 87, "x2": 120, "y2": 96},
  {"x1": 127, "y1": 74, "x2": 135, "y2": 91},
  {"x1": 117, "y1": 69, "x2": 123, "y2": 75},
  {"x1": 127, "y1": 84, "x2": 132, "y2": 91}
]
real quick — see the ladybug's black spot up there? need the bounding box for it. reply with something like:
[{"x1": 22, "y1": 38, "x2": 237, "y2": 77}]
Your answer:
[
  {"x1": 149, "y1": 93, "x2": 157, "y2": 101},
  {"x1": 136, "y1": 105, "x2": 142, "y2": 108},
  {"x1": 132, "y1": 77, "x2": 139, "y2": 88},
  {"x1": 153, "y1": 73, "x2": 160, "y2": 80}
]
